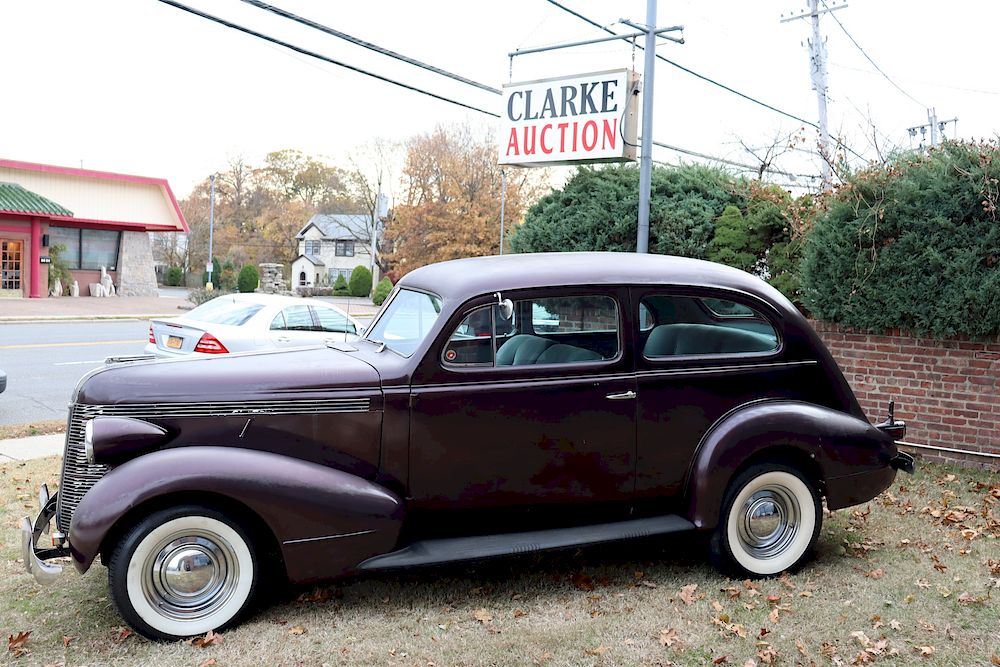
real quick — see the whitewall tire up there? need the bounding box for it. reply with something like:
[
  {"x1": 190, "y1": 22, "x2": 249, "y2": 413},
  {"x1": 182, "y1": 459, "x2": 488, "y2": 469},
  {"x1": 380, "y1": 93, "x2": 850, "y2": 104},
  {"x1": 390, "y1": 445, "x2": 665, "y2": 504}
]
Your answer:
[
  {"x1": 108, "y1": 505, "x2": 259, "y2": 640},
  {"x1": 710, "y1": 464, "x2": 821, "y2": 577}
]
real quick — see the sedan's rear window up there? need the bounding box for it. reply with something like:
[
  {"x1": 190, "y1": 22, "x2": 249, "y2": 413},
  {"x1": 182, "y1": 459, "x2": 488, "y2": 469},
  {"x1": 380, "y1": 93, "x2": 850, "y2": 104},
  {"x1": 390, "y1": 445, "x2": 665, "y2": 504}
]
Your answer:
[{"x1": 185, "y1": 298, "x2": 264, "y2": 326}]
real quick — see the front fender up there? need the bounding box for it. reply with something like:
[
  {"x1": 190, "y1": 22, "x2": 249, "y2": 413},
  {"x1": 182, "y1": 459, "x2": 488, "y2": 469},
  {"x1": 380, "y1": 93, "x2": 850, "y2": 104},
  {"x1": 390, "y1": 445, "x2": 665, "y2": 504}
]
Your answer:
[
  {"x1": 685, "y1": 400, "x2": 896, "y2": 530},
  {"x1": 69, "y1": 446, "x2": 404, "y2": 583}
]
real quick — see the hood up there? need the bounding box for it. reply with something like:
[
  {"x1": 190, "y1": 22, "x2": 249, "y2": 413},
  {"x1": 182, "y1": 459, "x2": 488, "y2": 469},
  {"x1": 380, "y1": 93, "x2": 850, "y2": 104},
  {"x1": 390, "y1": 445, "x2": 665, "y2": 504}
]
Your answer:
[{"x1": 75, "y1": 346, "x2": 380, "y2": 406}]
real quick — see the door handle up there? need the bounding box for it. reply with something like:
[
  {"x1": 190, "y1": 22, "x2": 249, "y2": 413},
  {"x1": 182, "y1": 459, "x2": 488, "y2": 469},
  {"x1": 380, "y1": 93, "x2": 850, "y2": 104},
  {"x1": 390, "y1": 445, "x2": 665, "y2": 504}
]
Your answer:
[
  {"x1": 276, "y1": 337, "x2": 290, "y2": 343},
  {"x1": 606, "y1": 390, "x2": 636, "y2": 400}
]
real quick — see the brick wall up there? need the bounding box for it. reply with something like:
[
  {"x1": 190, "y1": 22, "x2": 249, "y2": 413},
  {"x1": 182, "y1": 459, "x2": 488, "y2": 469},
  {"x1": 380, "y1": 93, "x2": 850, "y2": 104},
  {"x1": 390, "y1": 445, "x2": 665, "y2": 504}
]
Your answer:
[{"x1": 811, "y1": 321, "x2": 1000, "y2": 467}]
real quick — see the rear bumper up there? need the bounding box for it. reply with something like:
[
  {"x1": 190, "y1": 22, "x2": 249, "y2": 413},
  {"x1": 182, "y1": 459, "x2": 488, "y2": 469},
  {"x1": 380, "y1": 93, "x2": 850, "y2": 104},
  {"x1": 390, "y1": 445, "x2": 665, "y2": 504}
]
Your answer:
[
  {"x1": 21, "y1": 485, "x2": 70, "y2": 585},
  {"x1": 889, "y1": 451, "x2": 915, "y2": 474}
]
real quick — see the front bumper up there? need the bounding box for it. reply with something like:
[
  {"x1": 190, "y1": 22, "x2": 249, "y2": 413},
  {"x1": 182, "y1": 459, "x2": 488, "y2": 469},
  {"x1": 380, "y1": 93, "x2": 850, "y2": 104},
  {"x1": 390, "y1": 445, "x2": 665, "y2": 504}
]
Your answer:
[{"x1": 21, "y1": 485, "x2": 70, "y2": 584}]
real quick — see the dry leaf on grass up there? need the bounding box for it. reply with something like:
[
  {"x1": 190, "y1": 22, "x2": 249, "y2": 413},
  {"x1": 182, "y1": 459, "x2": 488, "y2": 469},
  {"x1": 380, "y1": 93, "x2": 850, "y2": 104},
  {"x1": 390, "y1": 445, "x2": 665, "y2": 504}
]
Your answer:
[
  {"x1": 186, "y1": 630, "x2": 223, "y2": 648},
  {"x1": 584, "y1": 645, "x2": 608, "y2": 656},
  {"x1": 199, "y1": 660, "x2": 217, "y2": 667},
  {"x1": 678, "y1": 583, "x2": 699, "y2": 604},
  {"x1": 473, "y1": 608, "x2": 493, "y2": 624},
  {"x1": 658, "y1": 628, "x2": 680, "y2": 647},
  {"x1": 571, "y1": 573, "x2": 595, "y2": 591},
  {"x1": 288, "y1": 625, "x2": 307, "y2": 636},
  {"x1": 7, "y1": 631, "x2": 30, "y2": 657},
  {"x1": 915, "y1": 645, "x2": 935, "y2": 657},
  {"x1": 864, "y1": 568, "x2": 885, "y2": 579},
  {"x1": 713, "y1": 655, "x2": 728, "y2": 664},
  {"x1": 112, "y1": 627, "x2": 132, "y2": 643},
  {"x1": 61, "y1": 636, "x2": 76, "y2": 648}
]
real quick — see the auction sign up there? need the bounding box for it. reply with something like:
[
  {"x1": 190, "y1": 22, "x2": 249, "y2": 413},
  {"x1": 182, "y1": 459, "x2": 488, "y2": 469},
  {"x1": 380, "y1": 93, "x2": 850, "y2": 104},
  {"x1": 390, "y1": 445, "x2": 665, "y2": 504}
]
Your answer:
[{"x1": 498, "y1": 69, "x2": 638, "y2": 167}]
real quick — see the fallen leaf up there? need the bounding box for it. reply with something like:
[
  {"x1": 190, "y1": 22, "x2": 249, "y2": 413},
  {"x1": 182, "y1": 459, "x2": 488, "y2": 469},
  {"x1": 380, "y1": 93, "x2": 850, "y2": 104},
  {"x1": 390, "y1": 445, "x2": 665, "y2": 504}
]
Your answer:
[
  {"x1": 757, "y1": 646, "x2": 779, "y2": 664},
  {"x1": 889, "y1": 619, "x2": 902, "y2": 631},
  {"x1": 759, "y1": 627, "x2": 770, "y2": 638},
  {"x1": 288, "y1": 625, "x2": 307, "y2": 636},
  {"x1": 743, "y1": 660, "x2": 758, "y2": 667},
  {"x1": 991, "y1": 655, "x2": 1000, "y2": 666},
  {"x1": 915, "y1": 579, "x2": 930, "y2": 589},
  {"x1": 957, "y1": 592, "x2": 982, "y2": 605},
  {"x1": 7, "y1": 631, "x2": 30, "y2": 656},
  {"x1": 199, "y1": 660, "x2": 217, "y2": 667},
  {"x1": 766, "y1": 595, "x2": 781, "y2": 604},
  {"x1": 584, "y1": 645, "x2": 608, "y2": 656},
  {"x1": 864, "y1": 568, "x2": 885, "y2": 579},
  {"x1": 658, "y1": 627, "x2": 680, "y2": 647},
  {"x1": 768, "y1": 607, "x2": 780, "y2": 623},
  {"x1": 113, "y1": 627, "x2": 132, "y2": 643},
  {"x1": 712, "y1": 600, "x2": 725, "y2": 612},
  {"x1": 799, "y1": 590, "x2": 813, "y2": 597},
  {"x1": 713, "y1": 656, "x2": 729, "y2": 665},
  {"x1": 795, "y1": 639, "x2": 807, "y2": 656},
  {"x1": 513, "y1": 608, "x2": 528, "y2": 618},
  {"x1": 187, "y1": 630, "x2": 223, "y2": 648},
  {"x1": 679, "y1": 583, "x2": 699, "y2": 605},
  {"x1": 61, "y1": 636, "x2": 76, "y2": 648},
  {"x1": 915, "y1": 645, "x2": 935, "y2": 657},
  {"x1": 473, "y1": 609, "x2": 493, "y2": 624},
  {"x1": 533, "y1": 650, "x2": 554, "y2": 665}
]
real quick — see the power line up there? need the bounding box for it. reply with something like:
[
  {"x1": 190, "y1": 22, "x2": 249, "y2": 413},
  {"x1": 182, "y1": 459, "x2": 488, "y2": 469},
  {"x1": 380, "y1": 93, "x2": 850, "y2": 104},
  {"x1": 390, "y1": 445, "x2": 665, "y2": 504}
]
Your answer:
[
  {"x1": 544, "y1": 0, "x2": 866, "y2": 162},
  {"x1": 239, "y1": 0, "x2": 502, "y2": 95},
  {"x1": 820, "y1": 0, "x2": 926, "y2": 108},
  {"x1": 155, "y1": 0, "x2": 500, "y2": 118},
  {"x1": 652, "y1": 141, "x2": 818, "y2": 180}
]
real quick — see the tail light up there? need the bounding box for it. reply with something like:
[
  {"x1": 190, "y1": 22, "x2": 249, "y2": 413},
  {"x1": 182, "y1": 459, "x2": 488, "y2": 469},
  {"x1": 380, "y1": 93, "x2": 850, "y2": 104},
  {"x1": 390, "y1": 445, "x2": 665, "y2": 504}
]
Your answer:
[
  {"x1": 148, "y1": 324, "x2": 155, "y2": 344},
  {"x1": 194, "y1": 333, "x2": 229, "y2": 354}
]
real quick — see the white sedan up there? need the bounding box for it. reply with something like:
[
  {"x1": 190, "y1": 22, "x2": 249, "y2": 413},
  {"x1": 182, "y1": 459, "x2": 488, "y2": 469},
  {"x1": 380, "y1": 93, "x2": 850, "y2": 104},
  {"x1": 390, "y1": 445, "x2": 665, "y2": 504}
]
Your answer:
[{"x1": 145, "y1": 293, "x2": 362, "y2": 358}]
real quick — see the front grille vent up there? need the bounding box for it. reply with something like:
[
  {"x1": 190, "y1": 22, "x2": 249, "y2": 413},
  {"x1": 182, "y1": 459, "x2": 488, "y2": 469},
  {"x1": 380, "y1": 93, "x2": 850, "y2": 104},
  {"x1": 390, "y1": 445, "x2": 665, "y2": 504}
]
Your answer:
[{"x1": 56, "y1": 404, "x2": 110, "y2": 535}]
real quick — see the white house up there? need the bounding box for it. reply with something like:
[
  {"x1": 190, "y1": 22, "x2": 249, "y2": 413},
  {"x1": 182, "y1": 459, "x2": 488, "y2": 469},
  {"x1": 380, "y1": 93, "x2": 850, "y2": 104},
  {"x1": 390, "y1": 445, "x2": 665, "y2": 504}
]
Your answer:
[{"x1": 291, "y1": 196, "x2": 387, "y2": 290}]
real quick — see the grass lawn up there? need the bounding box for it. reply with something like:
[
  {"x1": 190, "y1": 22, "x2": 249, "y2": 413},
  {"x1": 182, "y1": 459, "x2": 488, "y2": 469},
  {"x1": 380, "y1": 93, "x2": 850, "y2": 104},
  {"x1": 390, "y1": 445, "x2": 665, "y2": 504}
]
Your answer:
[{"x1": 2, "y1": 455, "x2": 998, "y2": 666}]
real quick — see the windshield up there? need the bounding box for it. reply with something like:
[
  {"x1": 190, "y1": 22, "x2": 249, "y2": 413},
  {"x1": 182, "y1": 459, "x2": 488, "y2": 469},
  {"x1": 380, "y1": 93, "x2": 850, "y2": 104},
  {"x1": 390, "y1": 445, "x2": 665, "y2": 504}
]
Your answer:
[
  {"x1": 185, "y1": 297, "x2": 264, "y2": 326},
  {"x1": 365, "y1": 288, "x2": 443, "y2": 357}
]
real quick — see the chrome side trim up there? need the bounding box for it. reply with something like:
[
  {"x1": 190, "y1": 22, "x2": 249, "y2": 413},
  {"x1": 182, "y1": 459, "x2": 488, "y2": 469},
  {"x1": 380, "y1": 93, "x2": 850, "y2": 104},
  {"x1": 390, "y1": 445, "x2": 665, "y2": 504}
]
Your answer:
[
  {"x1": 72, "y1": 397, "x2": 373, "y2": 419},
  {"x1": 282, "y1": 529, "x2": 376, "y2": 546},
  {"x1": 636, "y1": 359, "x2": 818, "y2": 379}
]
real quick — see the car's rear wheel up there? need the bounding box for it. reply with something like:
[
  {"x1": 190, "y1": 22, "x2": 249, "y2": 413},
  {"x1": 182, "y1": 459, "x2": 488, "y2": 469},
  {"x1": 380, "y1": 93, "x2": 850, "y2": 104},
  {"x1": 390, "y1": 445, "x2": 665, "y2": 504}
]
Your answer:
[
  {"x1": 108, "y1": 505, "x2": 259, "y2": 640},
  {"x1": 709, "y1": 463, "x2": 821, "y2": 577}
]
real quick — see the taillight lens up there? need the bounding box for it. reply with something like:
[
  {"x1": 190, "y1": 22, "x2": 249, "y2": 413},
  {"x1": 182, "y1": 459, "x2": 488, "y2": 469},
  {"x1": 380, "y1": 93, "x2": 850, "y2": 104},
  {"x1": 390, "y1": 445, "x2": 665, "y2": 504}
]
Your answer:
[
  {"x1": 148, "y1": 324, "x2": 155, "y2": 344},
  {"x1": 194, "y1": 333, "x2": 229, "y2": 354}
]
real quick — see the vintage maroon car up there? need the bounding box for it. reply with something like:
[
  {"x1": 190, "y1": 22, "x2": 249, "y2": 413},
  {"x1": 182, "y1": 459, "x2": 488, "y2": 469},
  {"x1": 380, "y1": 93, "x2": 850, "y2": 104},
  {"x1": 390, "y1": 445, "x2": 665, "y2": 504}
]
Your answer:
[{"x1": 22, "y1": 252, "x2": 912, "y2": 640}]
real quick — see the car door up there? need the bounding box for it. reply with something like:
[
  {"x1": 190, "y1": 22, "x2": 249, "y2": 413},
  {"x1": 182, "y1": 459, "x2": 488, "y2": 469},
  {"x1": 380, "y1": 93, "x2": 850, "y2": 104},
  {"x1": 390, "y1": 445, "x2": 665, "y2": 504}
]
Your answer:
[
  {"x1": 407, "y1": 288, "x2": 637, "y2": 535},
  {"x1": 632, "y1": 288, "x2": 815, "y2": 505},
  {"x1": 269, "y1": 304, "x2": 318, "y2": 348}
]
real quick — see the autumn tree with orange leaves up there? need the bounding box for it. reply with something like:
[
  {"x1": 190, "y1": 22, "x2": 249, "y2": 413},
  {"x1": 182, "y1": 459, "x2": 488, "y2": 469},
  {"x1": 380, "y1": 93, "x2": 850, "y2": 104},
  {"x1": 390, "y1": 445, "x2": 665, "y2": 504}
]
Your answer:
[{"x1": 383, "y1": 124, "x2": 548, "y2": 277}]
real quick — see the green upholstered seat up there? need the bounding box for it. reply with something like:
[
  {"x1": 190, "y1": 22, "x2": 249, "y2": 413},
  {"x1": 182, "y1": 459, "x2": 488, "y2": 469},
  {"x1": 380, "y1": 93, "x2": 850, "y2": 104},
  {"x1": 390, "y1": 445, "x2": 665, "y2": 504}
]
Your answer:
[
  {"x1": 496, "y1": 335, "x2": 556, "y2": 365},
  {"x1": 535, "y1": 343, "x2": 603, "y2": 365},
  {"x1": 644, "y1": 323, "x2": 776, "y2": 357}
]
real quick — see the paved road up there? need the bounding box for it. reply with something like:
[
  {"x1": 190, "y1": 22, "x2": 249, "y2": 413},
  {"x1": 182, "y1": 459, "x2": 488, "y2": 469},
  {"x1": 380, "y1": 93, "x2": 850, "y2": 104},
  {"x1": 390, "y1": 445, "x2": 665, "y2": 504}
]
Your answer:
[{"x1": 0, "y1": 320, "x2": 148, "y2": 426}]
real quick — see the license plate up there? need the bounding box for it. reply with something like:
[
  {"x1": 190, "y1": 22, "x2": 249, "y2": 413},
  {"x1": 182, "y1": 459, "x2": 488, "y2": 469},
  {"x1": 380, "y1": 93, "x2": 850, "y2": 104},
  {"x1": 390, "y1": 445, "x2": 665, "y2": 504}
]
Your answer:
[{"x1": 166, "y1": 336, "x2": 183, "y2": 349}]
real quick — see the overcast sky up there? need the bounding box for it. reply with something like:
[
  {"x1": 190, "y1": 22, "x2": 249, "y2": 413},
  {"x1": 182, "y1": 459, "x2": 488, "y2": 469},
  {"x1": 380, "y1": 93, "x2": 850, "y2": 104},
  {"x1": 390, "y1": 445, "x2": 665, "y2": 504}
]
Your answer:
[{"x1": 2, "y1": 0, "x2": 997, "y2": 200}]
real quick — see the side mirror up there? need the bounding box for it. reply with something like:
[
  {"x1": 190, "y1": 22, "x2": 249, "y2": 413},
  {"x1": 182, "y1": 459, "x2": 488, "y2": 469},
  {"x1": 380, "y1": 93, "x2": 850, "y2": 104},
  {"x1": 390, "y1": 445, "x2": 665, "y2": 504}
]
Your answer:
[{"x1": 495, "y1": 292, "x2": 514, "y2": 321}]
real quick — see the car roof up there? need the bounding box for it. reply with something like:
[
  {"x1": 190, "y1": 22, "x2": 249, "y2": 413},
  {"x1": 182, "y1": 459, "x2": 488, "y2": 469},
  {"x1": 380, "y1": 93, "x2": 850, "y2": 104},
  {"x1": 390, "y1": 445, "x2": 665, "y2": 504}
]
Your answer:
[{"x1": 399, "y1": 252, "x2": 796, "y2": 312}]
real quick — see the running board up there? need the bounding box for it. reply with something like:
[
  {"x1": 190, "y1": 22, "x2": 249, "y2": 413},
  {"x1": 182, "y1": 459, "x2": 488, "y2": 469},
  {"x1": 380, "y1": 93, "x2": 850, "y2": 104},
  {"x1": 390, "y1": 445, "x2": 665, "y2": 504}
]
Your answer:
[{"x1": 358, "y1": 514, "x2": 695, "y2": 570}]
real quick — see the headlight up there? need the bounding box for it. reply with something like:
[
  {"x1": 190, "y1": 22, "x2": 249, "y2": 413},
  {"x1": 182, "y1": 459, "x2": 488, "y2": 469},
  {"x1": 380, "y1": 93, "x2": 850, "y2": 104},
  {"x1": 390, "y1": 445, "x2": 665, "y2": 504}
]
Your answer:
[{"x1": 84, "y1": 419, "x2": 95, "y2": 464}]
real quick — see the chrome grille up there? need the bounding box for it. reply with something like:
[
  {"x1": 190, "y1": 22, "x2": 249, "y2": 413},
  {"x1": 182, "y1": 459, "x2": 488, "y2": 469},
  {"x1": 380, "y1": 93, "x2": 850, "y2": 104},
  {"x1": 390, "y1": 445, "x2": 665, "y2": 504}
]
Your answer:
[
  {"x1": 56, "y1": 397, "x2": 372, "y2": 534},
  {"x1": 57, "y1": 404, "x2": 110, "y2": 535}
]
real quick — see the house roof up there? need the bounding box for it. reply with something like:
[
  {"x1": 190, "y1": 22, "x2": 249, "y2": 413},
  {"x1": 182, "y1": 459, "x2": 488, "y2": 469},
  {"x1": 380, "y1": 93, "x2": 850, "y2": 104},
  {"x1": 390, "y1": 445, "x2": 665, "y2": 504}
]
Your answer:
[
  {"x1": 0, "y1": 182, "x2": 73, "y2": 217},
  {"x1": 296, "y1": 213, "x2": 370, "y2": 240},
  {"x1": 294, "y1": 254, "x2": 325, "y2": 267},
  {"x1": 0, "y1": 158, "x2": 188, "y2": 232}
]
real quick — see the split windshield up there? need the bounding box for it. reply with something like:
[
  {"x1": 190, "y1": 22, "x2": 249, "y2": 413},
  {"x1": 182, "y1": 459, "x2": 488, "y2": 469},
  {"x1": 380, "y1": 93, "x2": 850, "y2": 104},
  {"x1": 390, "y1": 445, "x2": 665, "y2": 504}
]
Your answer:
[{"x1": 364, "y1": 288, "x2": 443, "y2": 357}]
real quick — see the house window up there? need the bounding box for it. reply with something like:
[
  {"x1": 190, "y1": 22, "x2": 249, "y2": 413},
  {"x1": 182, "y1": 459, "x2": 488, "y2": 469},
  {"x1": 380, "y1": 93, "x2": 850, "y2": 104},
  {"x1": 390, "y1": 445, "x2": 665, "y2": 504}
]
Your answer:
[
  {"x1": 335, "y1": 240, "x2": 355, "y2": 257},
  {"x1": 48, "y1": 227, "x2": 121, "y2": 270},
  {"x1": 304, "y1": 239, "x2": 322, "y2": 255}
]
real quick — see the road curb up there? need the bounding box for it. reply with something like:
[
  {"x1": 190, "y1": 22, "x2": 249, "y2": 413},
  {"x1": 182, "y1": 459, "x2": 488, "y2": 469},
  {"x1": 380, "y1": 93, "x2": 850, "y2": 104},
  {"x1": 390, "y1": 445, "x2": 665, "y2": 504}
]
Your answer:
[{"x1": 0, "y1": 314, "x2": 177, "y2": 323}]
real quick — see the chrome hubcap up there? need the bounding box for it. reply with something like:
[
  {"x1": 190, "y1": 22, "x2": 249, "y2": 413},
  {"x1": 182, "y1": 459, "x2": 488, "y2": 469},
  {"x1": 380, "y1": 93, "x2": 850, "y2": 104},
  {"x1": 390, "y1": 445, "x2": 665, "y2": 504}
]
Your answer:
[
  {"x1": 737, "y1": 485, "x2": 799, "y2": 559},
  {"x1": 142, "y1": 532, "x2": 239, "y2": 621}
]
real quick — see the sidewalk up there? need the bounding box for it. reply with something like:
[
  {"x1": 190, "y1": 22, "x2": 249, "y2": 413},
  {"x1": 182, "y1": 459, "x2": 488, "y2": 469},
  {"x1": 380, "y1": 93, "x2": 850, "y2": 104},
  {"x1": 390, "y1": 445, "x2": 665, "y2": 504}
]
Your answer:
[
  {"x1": 0, "y1": 295, "x2": 187, "y2": 322},
  {"x1": 0, "y1": 433, "x2": 63, "y2": 462}
]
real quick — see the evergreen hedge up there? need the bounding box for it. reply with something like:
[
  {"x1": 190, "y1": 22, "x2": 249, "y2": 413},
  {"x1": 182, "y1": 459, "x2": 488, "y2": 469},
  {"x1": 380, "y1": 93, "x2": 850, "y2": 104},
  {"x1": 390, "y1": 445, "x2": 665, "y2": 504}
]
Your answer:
[
  {"x1": 237, "y1": 264, "x2": 259, "y2": 293},
  {"x1": 372, "y1": 277, "x2": 393, "y2": 306},
  {"x1": 348, "y1": 266, "x2": 373, "y2": 298},
  {"x1": 802, "y1": 141, "x2": 1000, "y2": 338}
]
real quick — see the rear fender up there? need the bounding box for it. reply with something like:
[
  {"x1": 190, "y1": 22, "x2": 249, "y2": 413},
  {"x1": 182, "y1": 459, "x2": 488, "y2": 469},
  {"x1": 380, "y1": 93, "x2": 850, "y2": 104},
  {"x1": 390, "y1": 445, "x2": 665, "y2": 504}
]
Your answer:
[
  {"x1": 685, "y1": 400, "x2": 893, "y2": 530},
  {"x1": 69, "y1": 446, "x2": 404, "y2": 583}
]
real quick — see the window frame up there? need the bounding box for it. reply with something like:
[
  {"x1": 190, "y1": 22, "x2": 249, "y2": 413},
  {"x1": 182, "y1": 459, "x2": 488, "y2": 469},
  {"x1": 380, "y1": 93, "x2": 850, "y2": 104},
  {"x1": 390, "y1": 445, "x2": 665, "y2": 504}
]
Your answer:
[
  {"x1": 303, "y1": 239, "x2": 322, "y2": 255},
  {"x1": 335, "y1": 240, "x2": 355, "y2": 257},
  {"x1": 437, "y1": 289, "x2": 625, "y2": 374},
  {"x1": 635, "y1": 287, "x2": 784, "y2": 363},
  {"x1": 48, "y1": 227, "x2": 122, "y2": 271}
]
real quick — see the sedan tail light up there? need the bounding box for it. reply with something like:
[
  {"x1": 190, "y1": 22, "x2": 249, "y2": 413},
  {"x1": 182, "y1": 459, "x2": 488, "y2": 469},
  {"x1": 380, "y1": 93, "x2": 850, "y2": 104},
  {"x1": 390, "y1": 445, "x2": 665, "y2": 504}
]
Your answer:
[
  {"x1": 148, "y1": 324, "x2": 155, "y2": 344},
  {"x1": 194, "y1": 333, "x2": 229, "y2": 354}
]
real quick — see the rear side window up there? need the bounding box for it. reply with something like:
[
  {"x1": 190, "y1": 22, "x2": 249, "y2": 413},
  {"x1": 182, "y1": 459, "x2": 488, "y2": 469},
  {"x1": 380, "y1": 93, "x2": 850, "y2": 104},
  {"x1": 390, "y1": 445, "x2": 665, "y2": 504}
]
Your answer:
[
  {"x1": 640, "y1": 295, "x2": 778, "y2": 358},
  {"x1": 280, "y1": 305, "x2": 314, "y2": 331},
  {"x1": 312, "y1": 306, "x2": 356, "y2": 334},
  {"x1": 443, "y1": 295, "x2": 619, "y2": 367},
  {"x1": 185, "y1": 298, "x2": 263, "y2": 326}
]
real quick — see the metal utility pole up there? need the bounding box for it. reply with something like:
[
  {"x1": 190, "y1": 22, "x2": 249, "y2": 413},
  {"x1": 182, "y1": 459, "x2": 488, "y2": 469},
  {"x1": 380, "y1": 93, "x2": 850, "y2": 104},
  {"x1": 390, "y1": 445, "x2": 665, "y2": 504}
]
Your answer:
[
  {"x1": 636, "y1": 0, "x2": 657, "y2": 253},
  {"x1": 499, "y1": 168, "x2": 507, "y2": 255},
  {"x1": 207, "y1": 173, "x2": 215, "y2": 289},
  {"x1": 781, "y1": 0, "x2": 844, "y2": 188},
  {"x1": 907, "y1": 108, "x2": 957, "y2": 148}
]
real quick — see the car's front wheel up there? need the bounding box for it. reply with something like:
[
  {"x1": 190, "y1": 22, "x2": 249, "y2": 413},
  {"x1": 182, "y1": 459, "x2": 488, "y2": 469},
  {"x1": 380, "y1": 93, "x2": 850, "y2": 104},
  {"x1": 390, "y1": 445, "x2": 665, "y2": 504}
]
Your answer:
[
  {"x1": 107, "y1": 505, "x2": 259, "y2": 640},
  {"x1": 709, "y1": 463, "x2": 822, "y2": 577}
]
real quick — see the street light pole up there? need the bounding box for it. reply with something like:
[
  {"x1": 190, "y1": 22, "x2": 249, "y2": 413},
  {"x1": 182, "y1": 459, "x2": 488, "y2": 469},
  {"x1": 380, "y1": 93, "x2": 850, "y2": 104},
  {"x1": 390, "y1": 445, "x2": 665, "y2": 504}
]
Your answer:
[
  {"x1": 207, "y1": 173, "x2": 215, "y2": 290},
  {"x1": 636, "y1": 0, "x2": 657, "y2": 254}
]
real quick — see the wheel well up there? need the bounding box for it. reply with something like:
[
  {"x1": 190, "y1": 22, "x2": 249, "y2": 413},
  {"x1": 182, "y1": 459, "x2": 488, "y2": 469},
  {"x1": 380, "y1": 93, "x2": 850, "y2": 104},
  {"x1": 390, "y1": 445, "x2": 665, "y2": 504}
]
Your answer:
[
  {"x1": 98, "y1": 491, "x2": 285, "y2": 576},
  {"x1": 736, "y1": 446, "x2": 826, "y2": 498}
]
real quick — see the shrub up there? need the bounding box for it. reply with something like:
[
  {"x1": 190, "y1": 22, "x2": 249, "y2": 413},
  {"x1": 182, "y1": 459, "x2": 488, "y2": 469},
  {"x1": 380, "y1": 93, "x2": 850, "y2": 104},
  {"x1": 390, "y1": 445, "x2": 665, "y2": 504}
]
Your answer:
[
  {"x1": 348, "y1": 266, "x2": 372, "y2": 298},
  {"x1": 187, "y1": 288, "x2": 234, "y2": 306},
  {"x1": 237, "y1": 265, "x2": 259, "y2": 293},
  {"x1": 164, "y1": 266, "x2": 184, "y2": 287},
  {"x1": 332, "y1": 274, "x2": 348, "y2": 295},
  {"x1": 372, "y1": 277, "x2": 393, "y2": 306},
  {"x1": 802, "y1": 141, "x2": 1000, "y2": 338}
]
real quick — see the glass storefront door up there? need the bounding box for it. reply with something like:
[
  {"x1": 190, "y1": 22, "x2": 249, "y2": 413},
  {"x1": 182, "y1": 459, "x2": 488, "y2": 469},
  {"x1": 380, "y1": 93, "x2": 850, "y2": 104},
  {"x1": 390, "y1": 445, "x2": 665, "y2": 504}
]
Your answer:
[{"x1": 1, "y1": 239, "x2": 23, "y2": 293}]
